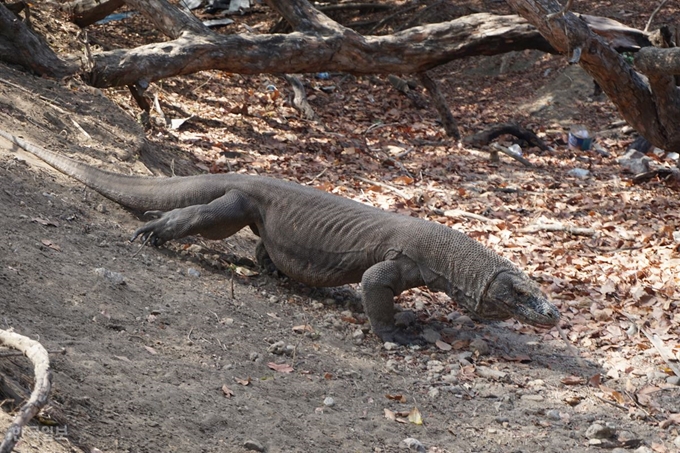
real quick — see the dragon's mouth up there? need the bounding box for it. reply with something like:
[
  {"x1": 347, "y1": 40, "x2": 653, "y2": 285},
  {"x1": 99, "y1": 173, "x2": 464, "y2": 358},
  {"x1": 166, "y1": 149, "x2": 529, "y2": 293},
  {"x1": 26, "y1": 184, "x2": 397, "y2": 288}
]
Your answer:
[{"x1": 512, "y1": 299, "x2": 560, "y2": 327}]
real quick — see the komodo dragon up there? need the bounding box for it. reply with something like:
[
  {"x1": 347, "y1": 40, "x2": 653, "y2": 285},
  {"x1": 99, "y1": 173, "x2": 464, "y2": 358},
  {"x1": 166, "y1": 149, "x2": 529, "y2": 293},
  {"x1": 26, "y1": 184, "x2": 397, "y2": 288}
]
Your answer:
[{"x1": 0, "y1": 130, "x2": 559, "y2": 344}]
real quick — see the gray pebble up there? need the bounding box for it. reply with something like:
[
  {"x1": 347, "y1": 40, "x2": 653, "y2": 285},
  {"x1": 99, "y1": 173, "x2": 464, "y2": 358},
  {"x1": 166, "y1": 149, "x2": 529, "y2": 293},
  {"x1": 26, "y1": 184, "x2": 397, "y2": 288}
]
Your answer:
[
  {"x1": 402, "y1": 437, "x2": 426, "y2": 453},
  {"x1": 384, "y1": 341, "x2": 399, "y2": 351},
  {"x1": 469, "y1": 338, "x2": 490, "y2": 355},
  {"x1": 667, "y1": 375, "x2": 680, "y2": 386},
  {"x1": 243, "y1": 439, "x2": 265, "y2": 452},
  {"x1": 187, "y1": 267, "x2": 201, "y2": 278},
  {"x1": 268, "y1": 341, "x2": 286, "y2": 355},
  {"x1": 585, "y1": 423, "x2": 616, "y2": 439},
  {"x1": 249, "y1": 352, "x2": 260, "y2": 361},
  {"x1": 427, "y1": 387, "x2": 440, "y2": 399},
  {"x1": 323, "y1": 397, "x2": 335, "y2": 407},
  {"x1": 94, "y1": 267, "x2": 126, "y2": 285},
  {"x1": 545, "y1": 409, "x2": 561, "y2": 421}
]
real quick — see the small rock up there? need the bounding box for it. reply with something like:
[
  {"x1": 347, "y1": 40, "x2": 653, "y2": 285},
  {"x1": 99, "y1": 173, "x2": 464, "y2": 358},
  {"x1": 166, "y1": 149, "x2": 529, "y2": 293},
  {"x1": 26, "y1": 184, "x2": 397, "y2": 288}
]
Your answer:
[
  {"x1": 323, "y1": 397, "x2": 335, "y2": 407},
  {"x1": 426, "y1": 360, "x2": 445, "y2": 374},
  {"x1": 249, "y1": 352, "x2": 260, "y2": 361},
  {"x1": 384, "y1": 342, "x2": 399, "y2": 351},
  {"x1": 469, "y1": 338, "x2": 490, "y2": 355},
  {"x1": 95, "y1": 203, "x2": 107, "y2": 213},
  {"x1": 634, "y1": 447, "x2": 653, "y2": 453},
  {"x1": 187, "y1": 267, "x2": 201, "y2": 278},
  {"x1": 427, "y1": 387, "x2": 440, "y2": 399},
  {"x1": 268, "y1": 341, "x2": 286, "y2": 355},
  {"x1": 495, "y1": 416, "x2": 509, "y2": 424},
  {"x1": 394, "y1": 310, "x2": 417, "y2": 327},
  {"x1": 352, "y1": 329, "x2": 365, "y2": 341},
  {"x1": 546, "y1": 409, "x2": 561, "y2": 421},
  {"x1": 452, "y1": 315, "x2": 474, "y2": 326},
  {"x1": 441, "y1": 370, "x2": 459, "y2": 384},
  {"x1": 520, "y1": 394, "x2": 544, "y2": 402},
  {"x1": 588, "y1": 439, "x2": 603, "y2": 446},
  {"x1": 476, "y1": 366, "x2": 506, "y2": 380},
  {"x1": 94, "y1": 268, "x2": 126, "y2": 285},
  {"x1": 422, "y1": 328, "x2": 441, "y2": 344},
  {"x1": 618, "y1": 149, "x2": 651, "y2": 174},
  {"x1": 667, "y1": 375, "x2": 680, "y2": 386},
  {"x1": 243, "y1": 439, "x2": 265, "y2": 452},
  {"x1": 284, "y1": 345, "x2": 295, "y2": 356},
  {"x1": 402, "y1": 437, "x2": 426, "y2": 453},
  {"x1": 568, "y1": 168, "x2": 590, "y2": 178},
  {"x1": 268, "y1": 296, "x2": 280, "y2": 303},
  {"x1": 585, "y1": 423, "x2": 616, "y2": 439}
]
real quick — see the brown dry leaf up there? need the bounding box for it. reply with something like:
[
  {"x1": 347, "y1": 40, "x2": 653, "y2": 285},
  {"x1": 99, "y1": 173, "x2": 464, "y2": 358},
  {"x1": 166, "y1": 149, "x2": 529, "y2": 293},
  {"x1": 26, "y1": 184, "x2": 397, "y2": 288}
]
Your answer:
[
  {"x1": 32, "y1": 217, "x2": 58, "y2": 227},
  {"x1": 384, "y1": 408, "x2": 396, "y2": 421},
  {"x1": 407, "y1": 407, "x2": 423, "y2": 425},
  {"x1": 235, "y1": 377, "x2": 251, "y2": 386},
  {"x1": 41, "y1": 239, "x2": 61, "y2": 251},
  {"x1": 561, "y1": 375, "x2": 584, "y2": 385},
  {"x1": 233, "y1": 266, "x2": 259, "y2": 277},
  {"x1": 323, "y1": 372, "x2": 333, "y2": 380},
  {"x1": 222, "y1": 384, "x2": 234, "y2": 398},
  {"x1": 659, "y1": 413, "x2": 680, "y2": 429},
  {"x1": 651, "y1": 442, "x2": 668, "y2": 453},
  {"x1": 268, "y1": 362, "x2": 294, "y2": 373},
  {"x1": 599, "y1": 385, "x2": 626, "y2": 404},
  {"x1": 144, "y1": 346, "x2": 157, "y2": 355},
  {"x1": 385, "y1": 394, "x2": 407, "y2": 403},
  {"x1": 451, "y1": 339, "x2": 470, "y2": 350},
  {"x1": 292, "y1": 324, "x2": 314, "y2": 333},
  {"x1": 435, "y1": 340, "x2": 452, "y2": 351},
  {"x1": 503, "y1": 354, "x2": 532, "y2": 363},
  {"x1": 588, "y1": 373, "x2": 602, "y2": 387},
  {"x1": 392, "y1": 175, "x2": 414, "y2": 185}
]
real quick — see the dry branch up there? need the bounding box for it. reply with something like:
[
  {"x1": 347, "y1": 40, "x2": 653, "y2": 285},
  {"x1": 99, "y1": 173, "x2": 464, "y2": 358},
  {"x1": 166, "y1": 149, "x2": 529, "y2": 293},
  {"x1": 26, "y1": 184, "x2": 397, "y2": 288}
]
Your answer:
[
  {"x1": 282, "y1": 74, "x2": 317, "y2": 120},
  {"x1": 520, "y1": 222, "x2": 596, "y2": 236},
  {"x1": 417, "y1": 72, "x2": 460, "y2": 139},
  {"x1": 62, "y1": 0, "x2": 125, "y2": 28},
  {"x1": 464, "y1": 123, "x2": 550, "y2": 151},
  {"x1": 0, "y1": 329, "x2": 52, "y2": 453}
]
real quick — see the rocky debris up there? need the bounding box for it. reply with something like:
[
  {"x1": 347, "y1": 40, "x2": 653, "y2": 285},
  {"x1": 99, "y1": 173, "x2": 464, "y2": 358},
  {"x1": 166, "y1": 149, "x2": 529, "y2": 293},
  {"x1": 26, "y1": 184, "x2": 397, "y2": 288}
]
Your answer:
[
  {"x1": 383, "y1": 342, "x2": 399, "y2": 351},
  {"x1": 402, "y1": 437, "x2": 426, "y2": 453},
  {"x1": 618, "y1": 149, "x2": 651, "y2": 174},
  {"x1": 585, "y1": 422, "x2": 616, "y2": 439},
  {"x1": 267, "y1": 341, "x2": 295, "y2": 356},
  {"x1": 243, "y1": 439, "x2": 265, "y2": 452},
  {"x1": 94, "y1": 267, "x2": 126, "y2": 285},
  {"x1": 476, "y1": 366, "x2": 506, "y2": 380},
  {"x1": 323, "y1": 397, "x2": 335, "y2": 407}
]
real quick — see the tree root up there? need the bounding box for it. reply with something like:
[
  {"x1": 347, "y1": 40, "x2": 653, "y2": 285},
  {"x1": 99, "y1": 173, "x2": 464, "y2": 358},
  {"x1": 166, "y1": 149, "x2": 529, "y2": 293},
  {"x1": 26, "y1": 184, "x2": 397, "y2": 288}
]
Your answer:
[{"x1": 0, "y1": 329, "x2": 52, "y2": 453}]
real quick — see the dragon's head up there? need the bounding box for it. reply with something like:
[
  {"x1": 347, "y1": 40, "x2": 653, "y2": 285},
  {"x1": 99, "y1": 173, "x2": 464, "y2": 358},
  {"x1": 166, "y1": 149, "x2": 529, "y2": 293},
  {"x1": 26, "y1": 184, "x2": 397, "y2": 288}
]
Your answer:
[{"x1": 472, "y1": 271, "x2": 560, "y2": 327}]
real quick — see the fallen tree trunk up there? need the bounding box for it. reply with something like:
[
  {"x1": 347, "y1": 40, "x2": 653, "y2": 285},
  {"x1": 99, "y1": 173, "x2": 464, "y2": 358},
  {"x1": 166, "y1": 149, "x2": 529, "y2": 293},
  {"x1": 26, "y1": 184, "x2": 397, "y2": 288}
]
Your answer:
[
  {"x1": 0, "y1": 4, "x2": 76, "y2": 78},
  {"x1": 81, "y1": 0, "x2": 650, "y2": 89},
  {"x1": 506, "y1": 0, "x2": 680, "y2": 153}
]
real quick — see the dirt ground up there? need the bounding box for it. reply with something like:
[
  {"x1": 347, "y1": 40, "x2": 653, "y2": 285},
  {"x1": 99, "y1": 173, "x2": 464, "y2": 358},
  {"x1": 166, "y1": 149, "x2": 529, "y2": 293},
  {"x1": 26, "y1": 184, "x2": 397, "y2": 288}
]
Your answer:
[{"x1": 1, "y1": 2, "x2": 680, "y2": 453}]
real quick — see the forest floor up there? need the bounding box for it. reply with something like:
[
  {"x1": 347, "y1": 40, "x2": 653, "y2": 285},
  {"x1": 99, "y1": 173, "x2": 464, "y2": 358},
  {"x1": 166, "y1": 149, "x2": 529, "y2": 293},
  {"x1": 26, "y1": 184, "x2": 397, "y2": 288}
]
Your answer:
[{"x1": 0, "y1": 1, "x2": 679, "y2": 452}]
